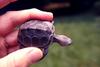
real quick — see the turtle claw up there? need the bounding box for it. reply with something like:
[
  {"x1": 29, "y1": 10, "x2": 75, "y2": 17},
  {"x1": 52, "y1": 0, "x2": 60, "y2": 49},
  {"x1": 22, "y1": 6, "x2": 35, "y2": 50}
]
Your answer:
[{"x1": 53, "y1": 35, "x2": 72, "y2": 46}]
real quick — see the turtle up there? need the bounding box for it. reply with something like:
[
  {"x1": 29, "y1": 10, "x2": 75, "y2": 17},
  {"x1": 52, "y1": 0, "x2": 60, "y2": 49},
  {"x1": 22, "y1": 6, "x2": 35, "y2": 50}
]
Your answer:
[{"x1": 17, "y1": 20, "x2": 72, "y2": 59}]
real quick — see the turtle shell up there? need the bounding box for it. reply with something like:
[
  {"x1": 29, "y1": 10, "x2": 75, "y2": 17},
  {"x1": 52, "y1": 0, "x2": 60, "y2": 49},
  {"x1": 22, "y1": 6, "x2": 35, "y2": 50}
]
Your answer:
[
  {"x1": 18, "y1": 20, "x2": 54, "y2": 57},
  {"x1": 18, "y1": 20, "x2": 54, "y2": 48}
]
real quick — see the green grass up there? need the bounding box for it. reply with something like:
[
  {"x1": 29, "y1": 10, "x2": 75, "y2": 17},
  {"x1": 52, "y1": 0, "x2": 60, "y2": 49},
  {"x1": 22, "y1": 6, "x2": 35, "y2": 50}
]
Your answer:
[{"x1": 31, "y1": 16, "x2": 100, "y2": 67}]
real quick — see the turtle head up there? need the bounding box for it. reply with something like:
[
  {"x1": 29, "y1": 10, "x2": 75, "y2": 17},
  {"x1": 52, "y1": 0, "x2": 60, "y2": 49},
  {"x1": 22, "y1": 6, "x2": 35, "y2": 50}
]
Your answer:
[
  {"x1": 53, "y1": 34, "x2": 72, "y2": 46},
  {"x1": 18, "y1": 20, "x2": 54, "y2": 48}
]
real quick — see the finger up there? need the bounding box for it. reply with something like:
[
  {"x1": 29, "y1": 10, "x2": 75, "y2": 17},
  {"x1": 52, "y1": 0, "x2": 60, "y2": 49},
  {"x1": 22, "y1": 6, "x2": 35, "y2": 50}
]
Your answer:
[
  {"x1": 0, "y1": 0, "x2": 17, "y2": 9},
  {"x1": 7, "y1": 45, "x2": 19, "y2": 54},
  {"x1": 5, "y1": 30, "x2": 20, "y2": 54},
  {"x1": 0, "y1": 37, "x2": 7, "y2": 58},
  {"x1": 0, "y1": 8, "x2": 53, "y2": 36},
  {"x1": 0, "y1": 47, "x2": 43, "y2": 67},
  {"x1": 5, "y1": 30, "x2": 19, "y2": 48}
]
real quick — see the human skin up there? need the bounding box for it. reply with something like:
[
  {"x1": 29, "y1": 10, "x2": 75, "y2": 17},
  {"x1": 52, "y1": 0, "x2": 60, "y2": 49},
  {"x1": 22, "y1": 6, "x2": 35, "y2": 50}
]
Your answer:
[
  {"x1": 0, "y1": 8, "x2": 53, "y2": 67},
  {"x1": 0, "y1": 0, "x2": 17, "y2": 9}
]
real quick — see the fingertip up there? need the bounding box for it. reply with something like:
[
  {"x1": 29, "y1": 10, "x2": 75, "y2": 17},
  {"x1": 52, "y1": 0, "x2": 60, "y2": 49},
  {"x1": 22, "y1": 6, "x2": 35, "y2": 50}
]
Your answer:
[
  {"x1": 0, "y1": 47, "x2": 43, "y2": 67},
  {"x1": 28, "y1": 47, "x2": 43, "y2": 63},
  {"x1": 42, "y1": 11, "x2": 53, "y2": 21},
  {"x1": 28, "y1": 9, "x2": 53, "y2": 21}
]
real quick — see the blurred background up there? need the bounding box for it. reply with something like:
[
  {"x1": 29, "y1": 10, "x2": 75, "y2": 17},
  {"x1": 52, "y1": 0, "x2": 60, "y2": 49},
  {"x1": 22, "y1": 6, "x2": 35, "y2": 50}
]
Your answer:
[{"x1": 0, "y1": 0, "x2": 100, "y2": 67}]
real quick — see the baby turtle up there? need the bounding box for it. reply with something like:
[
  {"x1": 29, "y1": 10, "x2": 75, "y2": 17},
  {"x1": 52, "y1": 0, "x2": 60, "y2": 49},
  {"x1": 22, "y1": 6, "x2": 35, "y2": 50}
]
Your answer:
[{"x1": 17, "y1": 20, "x2": 72, "y2": 59}]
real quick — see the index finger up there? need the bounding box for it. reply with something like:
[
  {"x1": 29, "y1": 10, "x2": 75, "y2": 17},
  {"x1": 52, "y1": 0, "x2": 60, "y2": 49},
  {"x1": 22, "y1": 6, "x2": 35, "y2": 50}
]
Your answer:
[{"x1": 0, "y1": 9, "x2": 53, "y2": 36}]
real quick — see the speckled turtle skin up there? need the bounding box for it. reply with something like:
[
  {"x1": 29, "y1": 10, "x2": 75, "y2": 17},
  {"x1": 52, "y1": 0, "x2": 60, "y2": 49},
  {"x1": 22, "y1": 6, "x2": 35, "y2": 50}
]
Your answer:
[{"x1": 18, "y1": 20, "x2": 72, "y2": 59}]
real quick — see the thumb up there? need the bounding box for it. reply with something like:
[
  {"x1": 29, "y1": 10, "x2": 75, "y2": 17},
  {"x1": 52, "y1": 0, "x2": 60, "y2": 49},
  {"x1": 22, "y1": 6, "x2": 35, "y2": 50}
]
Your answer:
[{"x1": 0, "y1": 47, "x2": 43, "y2": 67}]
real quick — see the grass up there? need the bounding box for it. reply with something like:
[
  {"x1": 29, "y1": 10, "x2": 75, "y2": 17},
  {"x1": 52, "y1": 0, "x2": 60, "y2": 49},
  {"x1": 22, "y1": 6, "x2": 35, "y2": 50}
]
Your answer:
[{"x1": 31, "y1": 16, "x2": 100, "y2": 67}]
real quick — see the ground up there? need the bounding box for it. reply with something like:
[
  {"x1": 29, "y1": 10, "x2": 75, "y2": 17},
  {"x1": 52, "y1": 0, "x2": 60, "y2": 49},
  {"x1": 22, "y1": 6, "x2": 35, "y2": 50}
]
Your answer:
[{"x1": 31, "y1": 13, "x2": 100, "y2": 67}]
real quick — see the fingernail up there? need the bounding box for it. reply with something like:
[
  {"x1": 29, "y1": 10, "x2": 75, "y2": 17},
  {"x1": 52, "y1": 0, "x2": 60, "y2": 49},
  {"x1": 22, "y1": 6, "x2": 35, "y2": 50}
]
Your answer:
[
  {"x1": 44, "y1": 12, "x2": 53, "y2": 16},
  {"x1": 42, "y1": 12, "x2": 53, "y2": 21}
]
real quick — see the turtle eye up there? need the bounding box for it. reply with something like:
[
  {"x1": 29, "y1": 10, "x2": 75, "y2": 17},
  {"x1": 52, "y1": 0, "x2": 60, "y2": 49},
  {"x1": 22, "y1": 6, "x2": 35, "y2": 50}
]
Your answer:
[{"x1": 40, "y1": 37, "x2": 49, "y2": 44}]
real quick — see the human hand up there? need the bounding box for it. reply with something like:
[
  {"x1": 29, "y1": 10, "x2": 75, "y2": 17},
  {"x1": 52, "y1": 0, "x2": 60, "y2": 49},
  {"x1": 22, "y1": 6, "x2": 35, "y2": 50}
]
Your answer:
[{"x1": 0, "y1": 8, "x2": 53, "y2": 67}]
